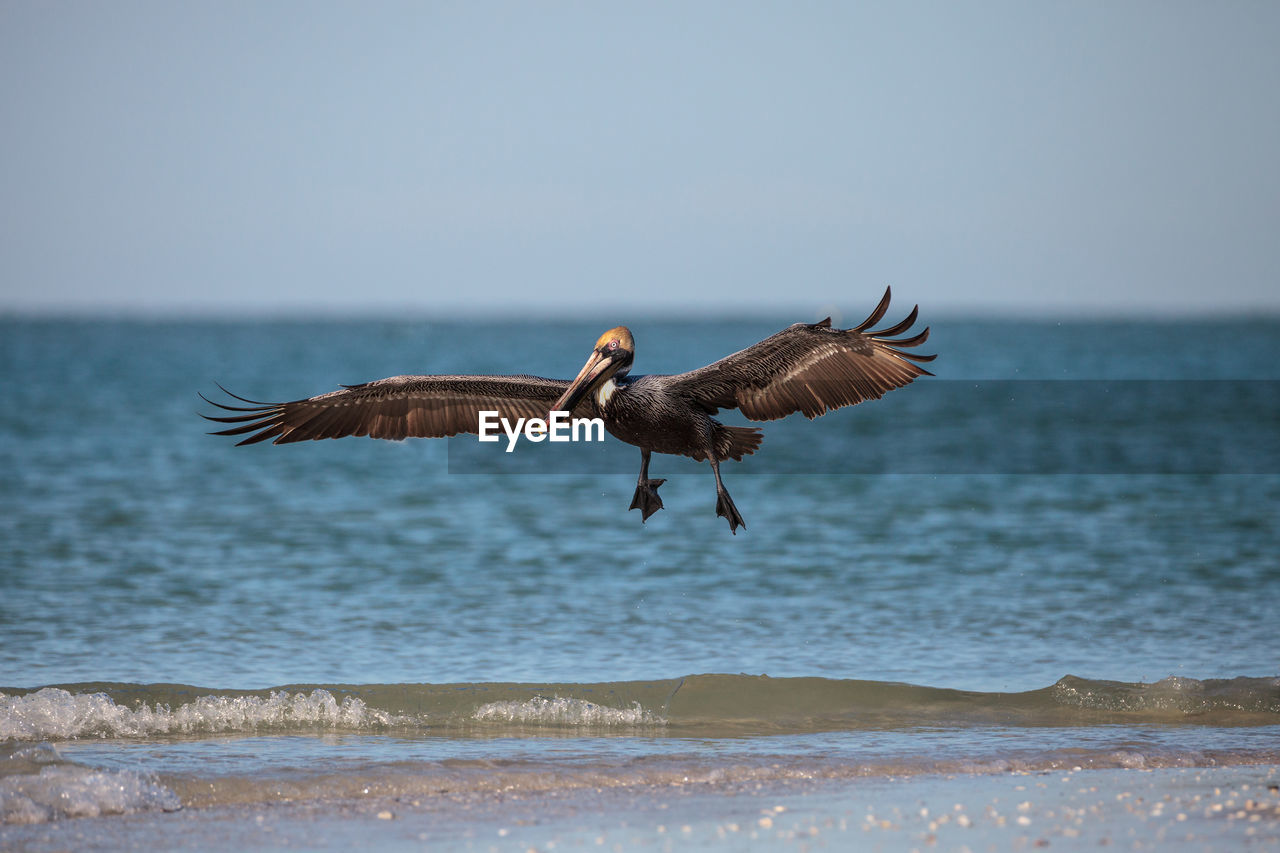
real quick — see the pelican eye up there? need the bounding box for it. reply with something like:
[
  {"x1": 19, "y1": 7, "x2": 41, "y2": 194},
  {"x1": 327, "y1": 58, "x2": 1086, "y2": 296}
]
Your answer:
[{"x1": 608, "y1": 340, "x2": 618, "y2": 350}]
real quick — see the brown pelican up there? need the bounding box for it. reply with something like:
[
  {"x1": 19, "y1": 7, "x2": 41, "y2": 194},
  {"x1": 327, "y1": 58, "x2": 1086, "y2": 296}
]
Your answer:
[{"x1": 202, "y1": 287, "x2": 933, "y2": 533}]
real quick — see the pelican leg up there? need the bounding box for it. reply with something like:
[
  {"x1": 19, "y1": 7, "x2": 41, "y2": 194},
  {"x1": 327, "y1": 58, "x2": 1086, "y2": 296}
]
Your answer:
[
  {"x1": 629, "y1": 448, "x2": 667, "y2": 522},
  {"x1": 709, "y1": 455, "x2": 745, "y2": 535}
]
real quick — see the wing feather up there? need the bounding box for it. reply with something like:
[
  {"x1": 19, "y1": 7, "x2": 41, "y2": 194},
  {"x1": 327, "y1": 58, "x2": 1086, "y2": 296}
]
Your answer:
[
  {"x1": 201, "y1": 374, "x2": 586, "y2": 446},
  {"x1": 666, "y1": 287, "x2": 934, "y2": 421}
]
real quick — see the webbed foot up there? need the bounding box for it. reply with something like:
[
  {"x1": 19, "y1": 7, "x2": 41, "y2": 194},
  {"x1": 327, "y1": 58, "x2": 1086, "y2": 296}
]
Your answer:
[
  {"x1": 715, "y1": 489, "x2": 746, "y2": 535},
  {"x1": 629, "y1": 478, "x2": 667, "y2": 522}
]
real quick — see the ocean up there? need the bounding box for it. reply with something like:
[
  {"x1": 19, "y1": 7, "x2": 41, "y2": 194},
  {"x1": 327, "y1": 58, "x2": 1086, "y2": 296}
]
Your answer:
[{"x1": 1, "y1": 315, "x2": 1278, "y2": 844}]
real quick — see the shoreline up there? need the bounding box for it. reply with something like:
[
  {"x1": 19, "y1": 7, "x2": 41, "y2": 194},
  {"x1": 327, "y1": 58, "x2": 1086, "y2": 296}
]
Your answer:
[{"x1": 4, "y1": 764, "x2": 1278, "y2": 851}]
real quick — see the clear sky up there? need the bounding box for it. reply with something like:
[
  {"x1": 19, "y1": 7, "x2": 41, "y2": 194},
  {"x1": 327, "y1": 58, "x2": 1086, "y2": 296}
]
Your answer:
[{"x1": 2, "y1": 2, "x2": 1277, "y2": 318}]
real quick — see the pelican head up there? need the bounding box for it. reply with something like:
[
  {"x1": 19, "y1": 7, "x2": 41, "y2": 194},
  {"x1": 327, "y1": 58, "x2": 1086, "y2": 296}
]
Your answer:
[{"x1": 551, "y1": 327, "x2": 634, "y2": 413}]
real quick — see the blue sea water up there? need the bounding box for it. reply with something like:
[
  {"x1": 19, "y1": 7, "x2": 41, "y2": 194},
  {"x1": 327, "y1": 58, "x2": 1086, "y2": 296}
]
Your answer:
[{"x1": 1, "y1": 314, "x2": 1278, "y2": 829}]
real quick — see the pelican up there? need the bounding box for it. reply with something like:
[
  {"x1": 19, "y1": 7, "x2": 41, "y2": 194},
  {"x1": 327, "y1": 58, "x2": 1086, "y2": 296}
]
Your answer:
[{"x1": 202, "y1": 287, "x2": 934, "y2": 533}]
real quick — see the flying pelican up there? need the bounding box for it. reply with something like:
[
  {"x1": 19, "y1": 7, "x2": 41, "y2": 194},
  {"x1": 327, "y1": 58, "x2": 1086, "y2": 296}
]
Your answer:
[{"x1": 202, "y1": 287, "x2": 933, "y2": 533}]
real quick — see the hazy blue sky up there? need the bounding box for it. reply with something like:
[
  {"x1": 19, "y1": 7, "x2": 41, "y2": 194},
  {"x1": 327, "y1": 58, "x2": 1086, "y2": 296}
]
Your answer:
[{"x1": 2, "y1": 2, "x2": 1277, "y2": 318}]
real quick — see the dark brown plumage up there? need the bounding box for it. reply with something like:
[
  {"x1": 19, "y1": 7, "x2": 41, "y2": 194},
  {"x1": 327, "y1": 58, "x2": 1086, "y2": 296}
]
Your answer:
[
  {"x1": 202, "y1": 375, "x2": 589, "y2": 445},
  {"x1": 203, "y1": 287, "x2": 934, "y2": 533},
  {"x1": 667, "y1": 288, "x2": 932, "y2": 421}
]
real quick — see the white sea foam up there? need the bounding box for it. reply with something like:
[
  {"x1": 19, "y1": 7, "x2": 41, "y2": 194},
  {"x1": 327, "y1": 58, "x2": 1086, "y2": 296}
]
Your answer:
[
  {"x1": 472, "y1": 696, "x2": 663, "y2": 726},
  {"x1": 0, "y1": 744, "x2": 180, "y2": 825},
  {"x1": 0, "y1": 688, "x2": 415, "y2": 741},
  {"x1": 1, "y1": 765, "x2": 181, "y2": 824}
]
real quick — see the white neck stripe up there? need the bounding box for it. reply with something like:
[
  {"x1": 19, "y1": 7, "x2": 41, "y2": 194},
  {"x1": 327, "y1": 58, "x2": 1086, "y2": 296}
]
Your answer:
[{"x1": 595, "y1": 377, "x2": 618, "y2": 407}]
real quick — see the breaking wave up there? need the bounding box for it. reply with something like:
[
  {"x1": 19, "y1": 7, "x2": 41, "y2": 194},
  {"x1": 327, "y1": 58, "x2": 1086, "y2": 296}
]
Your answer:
[
  {"x1": 2, "y1": 676, "x2": 1278, "y2": 825},
  {"x1": 2, "y1": 673, "x2": 1277, "y2": 743},
  {"x1": 472, "y1": 696, "x2": 662, "y2": 726},
  {"x1": 0, "y1": 688, "x2": 417, "y2": 741}
]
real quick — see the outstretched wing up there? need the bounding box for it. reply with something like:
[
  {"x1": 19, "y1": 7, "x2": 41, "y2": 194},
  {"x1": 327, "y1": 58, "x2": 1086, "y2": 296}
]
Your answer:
[
  {"x1": 201, "y1": 374, "x2": 591, "y2": 445},
  {"x1": 666, "y1": 287, "x2": 935, "y2": 421}
]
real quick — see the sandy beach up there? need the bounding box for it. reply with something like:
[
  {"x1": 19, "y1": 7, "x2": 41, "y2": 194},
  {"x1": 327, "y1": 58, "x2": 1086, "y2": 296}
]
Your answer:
[{"x1": 4, "y1": 763, "x2": 1277, "y2": 851}]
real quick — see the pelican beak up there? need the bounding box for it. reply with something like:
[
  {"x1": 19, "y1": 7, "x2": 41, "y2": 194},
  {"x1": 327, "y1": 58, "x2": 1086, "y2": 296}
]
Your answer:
[{"x1": 552, "y1": 349, "x2": 615, "y2": 413}]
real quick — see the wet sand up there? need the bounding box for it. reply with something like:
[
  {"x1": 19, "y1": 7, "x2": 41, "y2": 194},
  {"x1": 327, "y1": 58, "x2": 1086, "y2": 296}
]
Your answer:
[{"x1": 4, "y1": 763, "x2": 1278, "y2": 851}]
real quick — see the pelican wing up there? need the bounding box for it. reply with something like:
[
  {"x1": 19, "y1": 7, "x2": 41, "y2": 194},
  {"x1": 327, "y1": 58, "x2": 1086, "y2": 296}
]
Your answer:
[
  {"x1": 666, "y1": 287, "x2": 935, "y2": 421},
  {"x1": 201, "y1": 374, "x2": 589, "y2": 445}
]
